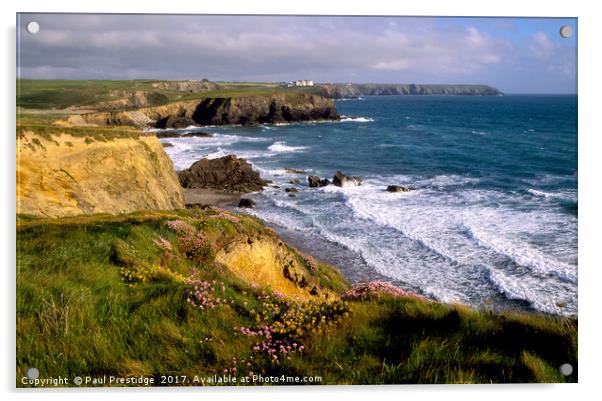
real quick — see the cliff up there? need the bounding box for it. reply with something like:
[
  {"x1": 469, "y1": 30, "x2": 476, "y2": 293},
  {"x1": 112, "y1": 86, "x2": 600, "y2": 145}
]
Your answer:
[
  {"x1": 317, "y1": 83, "x2": 503, "y2": 98},
  {"x1": 17, "y1": 128, "x2": 184, "y2": 217},
  {"x1": 73, "y1": 93, "x2": 339, "y2": 129}
]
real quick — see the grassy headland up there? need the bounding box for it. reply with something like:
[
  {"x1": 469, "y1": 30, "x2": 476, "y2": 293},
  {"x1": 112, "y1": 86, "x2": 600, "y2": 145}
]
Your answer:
[
  {"x1": 17, "y1": 209, "x2": 577, "y2": 385},
  {"x1": 16, "y1": 79, "x2": 321, "y2": 111}
]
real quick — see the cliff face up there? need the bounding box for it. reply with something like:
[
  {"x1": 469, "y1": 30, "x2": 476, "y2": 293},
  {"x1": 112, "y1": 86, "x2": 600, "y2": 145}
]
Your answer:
[
  {"x1": 317, "y1": 83, "x2": 503, "y2": 98},
  {"x1": 17, "y1": 130, "x2": 184, "y2": 217},
  {"x1": 215, "y1": 236, "x2": 329, "y2": 299},
  {"x1": 74, "y1": 94, "x2": 339, "y2": 129},
  {"x1": 187, "y1": 94, "x2": 339, "y2": 126}
]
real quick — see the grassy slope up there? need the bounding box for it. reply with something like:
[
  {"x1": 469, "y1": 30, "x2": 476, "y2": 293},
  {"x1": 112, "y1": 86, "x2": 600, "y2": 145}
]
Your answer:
[
  {"x1": 16, "y1": 209, "x2": 577, "y2": 386},
  {"x1": 16, "y1": 79, "x2": 321, "y2": 110}
]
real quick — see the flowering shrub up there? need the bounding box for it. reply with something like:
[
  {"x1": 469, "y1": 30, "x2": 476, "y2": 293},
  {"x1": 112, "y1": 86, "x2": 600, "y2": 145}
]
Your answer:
[
  {"x1": 178, "y1": 232, "x2": 213, "y2": 263},
  {"x1": 236, "y1": 291, "x2": 348, "y2": 363},
  {"x1": 206, "y1": 207, "x2": 241, "y2": 224},
  {"x1": 165, "y1": 220, "x2": 196, "y2": 237},
  {"x1": 301, "y1": 253, "x2": 317, "y2": 273},
  {"x1": 120, "y1": 264, "x2": 185, "y2": 285},
  {"x1": 165, "y1": 220, "x2": 214, "y2": 263},
  {"x1": 223, "y1": 356, "x2": 256, "y2": 378},
  {"x1": 186, "y1": 279, "x2": 231, "y2": 310},
  {"x1": 152, "y1": 236, "x2": 172, "y2": 252},
  {"x1": 213, "y1": 211, "x2": 241, "y2": 224},
  {"x1": 342, "y1": 281, "x2": 427, "y2": 301},
  {"x1": 237, "y1": 324, "x2": 304, "y2": 362}
]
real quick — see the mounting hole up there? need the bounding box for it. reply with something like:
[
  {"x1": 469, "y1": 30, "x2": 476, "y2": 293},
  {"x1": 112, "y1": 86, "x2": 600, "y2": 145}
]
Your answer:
[
  {"x1": 26, "y1": 367, "x2": 39, "y2": 380},
  {"x1": 26, "y1": 21, "x2": 40, "y2": 34},
  {"x1": 559, "y1": 25, "x2": 572, "y2": 38},
  {"x1": 559, "y1": 363, "x2": 573, "y2": 376}
]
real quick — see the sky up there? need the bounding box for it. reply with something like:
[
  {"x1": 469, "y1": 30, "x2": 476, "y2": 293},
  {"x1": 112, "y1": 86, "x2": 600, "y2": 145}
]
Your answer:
[{"x1": 17, "y1": 14, "x2": 577, "y2": 94}]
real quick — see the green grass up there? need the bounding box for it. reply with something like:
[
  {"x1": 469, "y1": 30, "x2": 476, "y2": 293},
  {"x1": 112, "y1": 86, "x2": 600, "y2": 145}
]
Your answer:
[
  {"x1": 17, "y1": 79, "x2": 321, "y2": 110},
  {"x1": 17, "y1": 123, "x2": 147, "y2": 144},
  {"x1": 17, "y1": 79, "x2": 163, "y2": 109},
  {"x1": 16, "y1": 209, "x2": 577, "y2": 386}
]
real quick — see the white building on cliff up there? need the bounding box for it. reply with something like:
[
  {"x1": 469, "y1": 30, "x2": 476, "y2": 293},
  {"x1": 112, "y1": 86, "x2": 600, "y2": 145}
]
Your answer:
[{"x1": 289, "y1": 79, "x2": 314, "y2": 87}]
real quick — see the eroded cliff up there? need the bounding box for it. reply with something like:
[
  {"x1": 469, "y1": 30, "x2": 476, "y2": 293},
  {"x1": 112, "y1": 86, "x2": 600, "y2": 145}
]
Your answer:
[
  {"x1": 17, "y1": 129, "x2": 184, "y2": 217},
  {"x1": 72, "y1": 93, "x2": 339, "y2": 128}
]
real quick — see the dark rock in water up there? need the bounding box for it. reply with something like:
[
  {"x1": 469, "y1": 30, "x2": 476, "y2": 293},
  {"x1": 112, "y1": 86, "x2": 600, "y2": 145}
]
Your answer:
[
  {"x1": 155, "y1": 131, "x2": 212, "y2": 139},
  {"x1": 333, "y1": 171, "x2": 362, "y2": 187},
  {"x1": 286, "y1": 168, "x2": 307, "y2": 174},
  {"x1": 155, "y1": 115, "x2": 197, "y2": 129},
  {"x1": 238, "y1": 198, "x2": 256, "y2": 208},
  {"x1": 178, "y1": 155, "x2": 270, "y2": 192},
  {"x1": 285, "y1": 187, "x2": 298, "y2": 193},
  {"x1": 288, "y1": 194, "x2": 296, "y2": 197},
  {"x1": 162, "y1": 142, "x2": 174, "y2": 148},
  {"x1": 386, "y1": 185, "x2": 413, "y2": 193},
  {"x1": 308, "y1": 175, "x2": 330, "y2": 188},
  {"x1": 289, "y1": 179, "x2": 301, "y2": 184}
]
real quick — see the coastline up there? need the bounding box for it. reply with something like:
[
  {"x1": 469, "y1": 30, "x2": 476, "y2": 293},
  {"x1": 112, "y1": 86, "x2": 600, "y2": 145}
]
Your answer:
[
  {"x1": 184, "y1": 188, "x2": 243, "y2": 208},
  {"x1": 189, "y1": 171, "x2": 542, "y2": 316},
  {"x1": 15, "y1": 80, "x2": 578, "y2": 384},
  {"x1": 161, "y1": 96, "x2": 577, "y2": 317}
]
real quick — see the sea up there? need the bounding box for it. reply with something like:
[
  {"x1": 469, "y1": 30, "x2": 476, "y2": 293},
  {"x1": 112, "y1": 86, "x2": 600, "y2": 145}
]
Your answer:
[{"x1": 158, "y1": 95, "x2": 578, "y2": 316}]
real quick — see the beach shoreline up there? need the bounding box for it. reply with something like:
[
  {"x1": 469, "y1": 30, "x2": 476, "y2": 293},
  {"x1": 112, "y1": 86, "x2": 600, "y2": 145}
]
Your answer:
[{"x1": 184, "y1": 188, "x2": 243, "y2": 208}]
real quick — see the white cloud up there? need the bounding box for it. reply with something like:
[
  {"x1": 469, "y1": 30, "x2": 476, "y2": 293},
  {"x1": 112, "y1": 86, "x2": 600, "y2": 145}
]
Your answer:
[
  {"x1": 16, "y1": 14, "x2": 576, "y2": 93},
  {"x1": 530, "y1": 31, "x2": 556, "y2": 60}
]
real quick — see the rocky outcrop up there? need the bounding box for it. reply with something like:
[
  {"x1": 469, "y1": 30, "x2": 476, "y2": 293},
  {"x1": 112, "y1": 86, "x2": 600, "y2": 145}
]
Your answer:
[
  {"x1": 316, "y1": 83, "x2": 503, "y2": 98},
  {"x1": 155, "y1": 131, "x2": 212, "y2": 138},
  {"x1": 95, "y1": 91, "x2": 169, "y2": 111},
  {"x1": 16, "y1": 130, "x2": 184, "y2": 217},
  {"x1": 178, "y1": 155, "x2": 269, "y2": 192},
  {"x1": 188, "y1": 94, "x2": 339, "y2": 126},
  {"x1": 386, "y1": 185, "x2": 413, "y2": 192},
  {"x1": 333, "y1": 171, "x2": 362, "y2": 187},
  {"x1": 238, "y1": 198, "x2": 256, "y2": 208},
  {"x1": 214, "y1": 234, "x2": 335, "y2": 300},
  {"x1": 151, "y1": 79, "x2": 218, "y2": 92},
  {"x1": 155, "y1": 115, "x2": 197, "y2": 129},
  {"x1": 74, "y1": 94, "x2": 339, "y2": 129},
  {"x1": 308, "y1": 175, "x2": 330, "y2": 188}
]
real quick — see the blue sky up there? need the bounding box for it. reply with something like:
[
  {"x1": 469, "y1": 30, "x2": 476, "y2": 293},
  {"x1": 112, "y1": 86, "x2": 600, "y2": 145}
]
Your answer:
[{"x1": 17, "y1": 14, "x2": 577, "y2": 93}]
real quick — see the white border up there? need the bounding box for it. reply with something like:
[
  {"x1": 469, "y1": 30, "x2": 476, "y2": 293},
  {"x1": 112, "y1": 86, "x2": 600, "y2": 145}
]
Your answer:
[{"x1": 3, "y1": 1, "x2": 601, "y2": 400}]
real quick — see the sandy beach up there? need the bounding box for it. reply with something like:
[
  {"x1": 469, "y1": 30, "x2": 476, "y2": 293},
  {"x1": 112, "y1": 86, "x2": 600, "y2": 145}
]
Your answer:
[{"x1": 184, "y1": 188, "x2": 243, "y2": 208}]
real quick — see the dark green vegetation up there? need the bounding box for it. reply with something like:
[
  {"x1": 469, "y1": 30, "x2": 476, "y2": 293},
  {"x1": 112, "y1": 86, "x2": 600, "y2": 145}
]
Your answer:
[{"x1": 17, "y1": 209, "x2": 577, "y2": 386}]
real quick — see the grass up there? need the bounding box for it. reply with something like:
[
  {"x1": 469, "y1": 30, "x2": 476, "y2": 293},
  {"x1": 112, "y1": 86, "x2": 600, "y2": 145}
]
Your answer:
[
  {"x1": 17, "y1": 79, "x2": 321, "y2": 110},
  {"x1": 17, "y1": 79, "x2": 165, "y2": 109},
  {"x1": 16, "y1": 120, "x2": 149, "y2": 147},
  {"x1": 16, "y1": 209, "x2": 577, "y2": 386}
]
